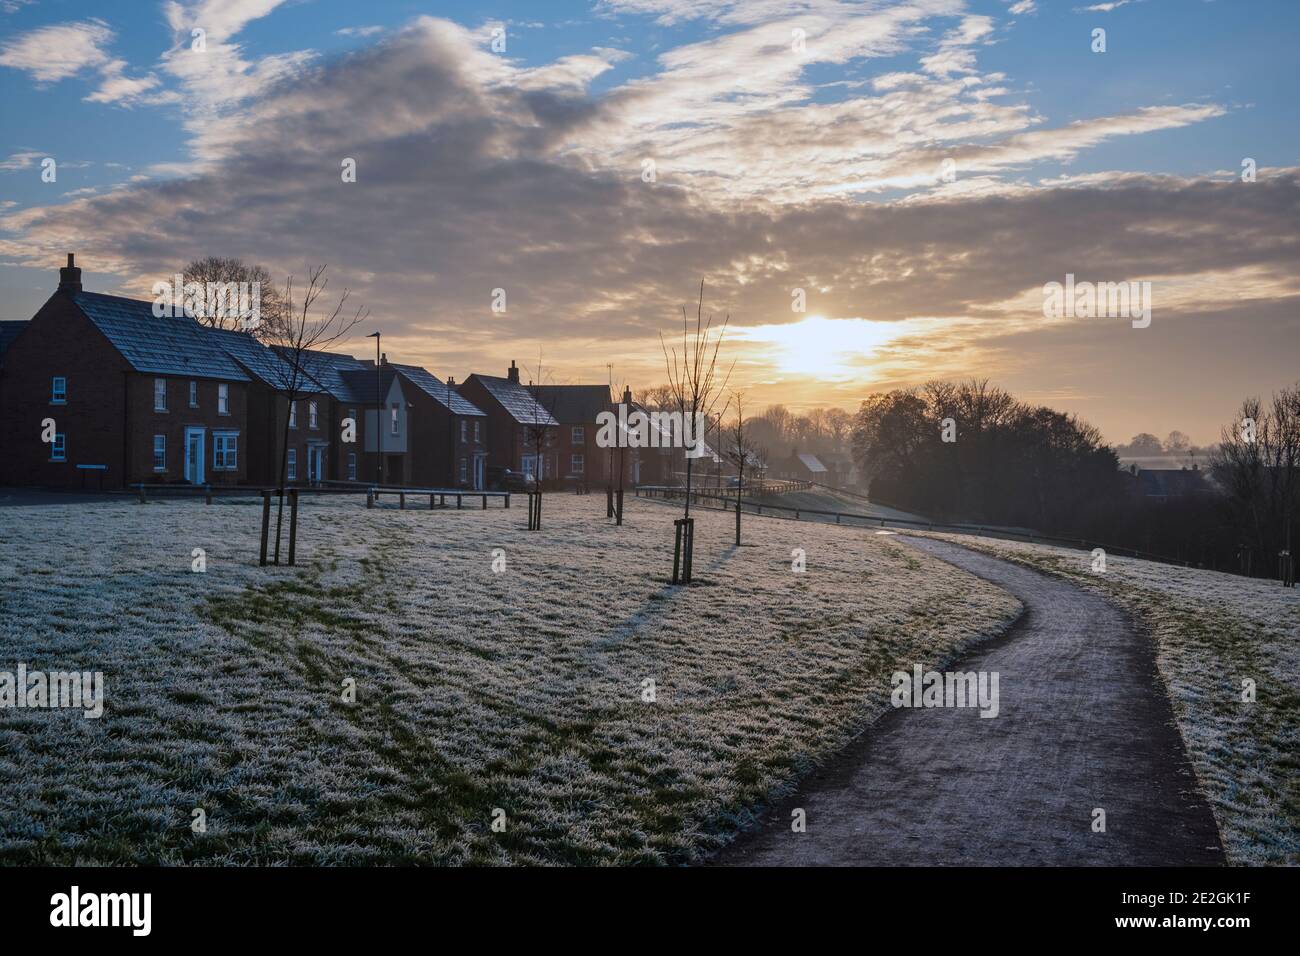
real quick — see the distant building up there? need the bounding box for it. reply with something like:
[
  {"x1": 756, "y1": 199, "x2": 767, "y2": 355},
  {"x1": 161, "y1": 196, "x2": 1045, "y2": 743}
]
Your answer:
[
  {"x1": 458, "y1": 362, "x2": 560, "y2": 485},
  {"x1": 778, "y1": 450, "x2": 828, "y2": 483},
  {"x1": 1131, "y1": 465, "x2": 1208, "y2": 502},
  {"x1": 530, "y1": 384, "x2": 613, "y2": 487}
]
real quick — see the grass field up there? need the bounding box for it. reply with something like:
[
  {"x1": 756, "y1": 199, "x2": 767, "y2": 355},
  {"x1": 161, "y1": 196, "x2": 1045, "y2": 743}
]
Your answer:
[
  {"x1": 921, "y1": 532, "x2": 1300, "y2": 866},
  {"x1": 0, "y1": 493, "x2": 1018, "y2": 865}
]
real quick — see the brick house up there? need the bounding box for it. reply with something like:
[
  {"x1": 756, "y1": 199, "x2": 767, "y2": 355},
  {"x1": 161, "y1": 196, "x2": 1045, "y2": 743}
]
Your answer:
[
  {"x1": 530, "y1": 384, "x2": 614, "y2": 489},
  {"x1": 208, "y1": 327, "x2": 332, "y2": 486},
  {"x1": 458, "y1": 361, "x2": 560, "y2": 486},
  {"x1": 389, "y1": 365, "x2": 488, "y2": 489},
  {"x1": 0, "y1": 256, "x2": 252, "y2": 489},
  {"x1": 292, "y1": 349, "x2": 371, "y2": 484}
]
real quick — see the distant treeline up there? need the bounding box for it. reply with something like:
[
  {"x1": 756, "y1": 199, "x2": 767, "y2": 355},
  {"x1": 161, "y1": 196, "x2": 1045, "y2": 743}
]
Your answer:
[{"x1": 850, "y1": 380, "x2": 1300, "y2": 578}]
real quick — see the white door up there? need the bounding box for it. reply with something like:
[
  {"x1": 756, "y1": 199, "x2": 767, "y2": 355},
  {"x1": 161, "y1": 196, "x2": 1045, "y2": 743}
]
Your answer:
[
  {"x1": 184, "y1": 427, "x2": 205, "y2": 483},
  {"x1": 473, "y1": 456, "x2": 485, "y2": 490}
]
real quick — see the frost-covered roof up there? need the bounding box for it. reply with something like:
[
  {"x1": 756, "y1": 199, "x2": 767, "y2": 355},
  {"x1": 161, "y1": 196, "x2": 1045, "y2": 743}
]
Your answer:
[
  {"x1": 206, "y1": 327, "x2": 324, "y2": 393},
  {"x1": 293, "y1": 349, "x2": 369, "y2": 403},
  {"x1": 797, "y1": 452, "x2": 828, "y2": 473},
  {"x1": 73, "y1": 292, "x2": 249, "y2": 381},
  {"x1": 466, "y1": 374, "x2": 560, "y2": 426},
  {"x1": 391, "y1": 363, "x2": 485, "y2": 416}
]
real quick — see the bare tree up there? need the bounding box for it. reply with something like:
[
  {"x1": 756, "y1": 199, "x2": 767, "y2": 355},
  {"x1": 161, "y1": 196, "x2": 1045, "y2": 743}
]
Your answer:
[
  {"x1": 660, "y1": 280, "x2": 734, "y2": 583},
  {"x1": 180, "y1": 256, "x2": 286, "y2": 334},
  {"x1": 523, "y1": 352, "x2": 560, "y2": 530},
  {"x1": 726, "y1": 390, "x2": 757, "y2": 545},
  {"x1": 261, "y1": 266, "x2": 367, "y2": 563}
]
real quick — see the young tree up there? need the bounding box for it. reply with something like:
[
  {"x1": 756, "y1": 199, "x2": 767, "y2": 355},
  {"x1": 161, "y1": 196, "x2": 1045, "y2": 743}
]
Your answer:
[
  {"x1": 660, "y1": 280, "x2": 733, "y2": 583},
  {"x1": 726, "y1": 390, "x2": 757, "y2": 545},
  {"x1": 523, "y1": 353, "x2": 560, "y2": 530},
  {"x1": 262, "y1": 266, "x2": 367, "y2": 563}
]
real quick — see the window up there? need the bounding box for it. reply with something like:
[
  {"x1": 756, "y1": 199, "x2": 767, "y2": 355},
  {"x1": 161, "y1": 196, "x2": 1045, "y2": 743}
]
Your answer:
[
  {"x1": 51, "y1": 433, "x2": 66, "y2": 461},
  {"x1": 390, "y1": 403, "x2": 399, "y2": 435},
  {"x1": 460, "y1": 420, "x2": 467, "y2": 443},
  {"x1": 473, "y1": 421, "x2": 481, "y2": 443},
  {"x1": 347, "y1": 453, "x2": 357, "y2": 481},
  {"x1": 571, "y1": 454, "x2": 584, "y2": 475},
  {"x1": 51, "y1": 376, "x2": 66, "y2": 404},
  {"x1": 288, "y1": 400, "x2": 297, "y2": 428},
  {"x1": 571, "y1": 426, "x2": 584, "y2": 445},
  {"x1": 218, "y1": 383, "x2": 229, "y2": 415},
  {"x1": 213, "y1": 432, "x2": 238, "y2": 470},
  {"x1": 459, "y1": 457, "x2": 468, "y2": 484},
  {"x1": 189, "y1": 381, "x2": 198, "y2": 407},
  {"x1": 309, "y1": 401, "x2": 318, "y2": 429},
  {"x1": 287, "y1": 448, "x2": 297, "y2": 480},
  {"x1": 153, "y1": 435, "x2": 166, "y2": 471},
  {"x1": 154, "y1": 378, "x2": 167, "y2": 411}
]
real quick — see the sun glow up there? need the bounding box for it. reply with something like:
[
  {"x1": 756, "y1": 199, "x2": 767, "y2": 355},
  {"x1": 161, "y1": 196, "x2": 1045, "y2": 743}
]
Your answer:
[{"x1": 731, "y1": 315, "x2": 907, "y2": 379}]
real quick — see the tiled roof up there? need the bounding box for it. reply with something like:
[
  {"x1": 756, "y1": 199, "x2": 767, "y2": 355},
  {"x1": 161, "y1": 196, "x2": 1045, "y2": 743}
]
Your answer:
[
  {"x1": 339, "y1": 366, "x2": 399, "y2": 405},
  {"x1": 796, "y1": 452, "x2": 828, "y2": 473},
  {"x1": 73, "y1": 292, "x2": 249, "y2": 381},
  {"x1": 292, "y1": 349, "x2": 369, "y2": 403},
  {"x1": 0, "y1": 321, "x2": 27, "y2": 365},
  {"x1": 391, "y1": 363, "x2": 486, "y2": 416},
  {"x1": 530, "y1": 384, "x2": 612, "y2": 423},
  {"x1": 206, "y1": 327, "x2": 324, "y2": 393},
  {"x1": 466, "y1": 374, "x2": 560, "y2": 427}
]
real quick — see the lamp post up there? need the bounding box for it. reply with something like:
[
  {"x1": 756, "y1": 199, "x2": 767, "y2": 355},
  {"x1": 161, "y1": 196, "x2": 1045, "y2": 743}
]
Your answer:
[{"x1": 367, "y1": 331, "x2": 381, "y2": 487}]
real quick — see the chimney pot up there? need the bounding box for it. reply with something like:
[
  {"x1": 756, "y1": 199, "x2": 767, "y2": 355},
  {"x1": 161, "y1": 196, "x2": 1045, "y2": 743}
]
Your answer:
[{"x1": 58, "y1": 252, "x2": 82, "y2": 294}]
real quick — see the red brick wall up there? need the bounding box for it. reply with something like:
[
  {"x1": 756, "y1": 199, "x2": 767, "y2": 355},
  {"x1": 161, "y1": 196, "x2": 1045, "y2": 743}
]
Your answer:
[{"x1": 0, "y1": 294, "x2": 129, "y2": 488}]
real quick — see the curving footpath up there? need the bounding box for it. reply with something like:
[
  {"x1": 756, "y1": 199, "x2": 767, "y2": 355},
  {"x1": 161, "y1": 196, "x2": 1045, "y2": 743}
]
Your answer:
[{"x1": 718, "y1": 536, "x2": 1224, "y2": 866}]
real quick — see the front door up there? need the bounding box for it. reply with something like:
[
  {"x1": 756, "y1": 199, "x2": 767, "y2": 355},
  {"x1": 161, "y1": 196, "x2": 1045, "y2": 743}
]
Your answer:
[
  {"x1": 473, "y1": 455, "x2": 485, "y2": 491},
  {"x1": 307, "y1": 445, "x2": 324, "y2": 485},
  {"x1": 184, "y1": 427, "x2": 205, "y2": 483}
]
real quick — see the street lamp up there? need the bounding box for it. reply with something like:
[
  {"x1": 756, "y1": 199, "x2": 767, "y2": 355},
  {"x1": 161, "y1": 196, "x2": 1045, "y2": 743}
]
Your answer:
[{"x1": 367, "y1": 331, "x2": 381, "y2": 487}]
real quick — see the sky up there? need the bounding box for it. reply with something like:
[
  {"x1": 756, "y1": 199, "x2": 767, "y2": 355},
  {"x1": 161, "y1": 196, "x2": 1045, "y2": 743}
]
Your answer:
[{"x1": 1, "y1": 0, "x2": 1297, "y2": 446}]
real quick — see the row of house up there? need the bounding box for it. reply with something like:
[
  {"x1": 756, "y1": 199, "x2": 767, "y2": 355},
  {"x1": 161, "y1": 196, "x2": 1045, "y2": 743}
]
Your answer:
[{"x1": 0, "y1": 256, "x2": 689, "y2": 491}]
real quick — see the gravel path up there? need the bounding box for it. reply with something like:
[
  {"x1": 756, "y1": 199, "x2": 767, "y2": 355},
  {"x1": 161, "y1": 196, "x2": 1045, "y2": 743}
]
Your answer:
[{"x1": 718, "y1": 535, "x2": 1224, "y2": 866}]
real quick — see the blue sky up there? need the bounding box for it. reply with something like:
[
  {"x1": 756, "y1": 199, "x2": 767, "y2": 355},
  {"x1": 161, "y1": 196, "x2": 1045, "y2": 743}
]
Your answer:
[{"x1": 1, "y1": 0, "x2": 1297, "y2": 442}]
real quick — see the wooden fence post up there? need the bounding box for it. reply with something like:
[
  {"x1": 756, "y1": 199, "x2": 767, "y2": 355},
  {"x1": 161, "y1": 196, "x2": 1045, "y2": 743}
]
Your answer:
[
  {"x1": 259, "y1": 490, "x2": 271, "y2": 566},
  {"x1": 288, "y1": 489, "x2": 299, "y2": 566}
]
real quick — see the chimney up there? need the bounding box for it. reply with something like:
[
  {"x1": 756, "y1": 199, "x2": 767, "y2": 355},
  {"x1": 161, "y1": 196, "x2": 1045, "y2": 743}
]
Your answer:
[
  {"x1": 507, "y1": 360, "x2": 519, "y2": 384},
  {"x1": 58, "y1": 253, "x2": 82, "y2": 293},
  {"x1": 447, "y1": 376, "x2": 456, "y2": 387},
  {"x1": 622, "y1": 385, "x2": 632, "y2": 406},
  {"x1": 380, "y1": 352, "x2": 387, "y2": 365}
]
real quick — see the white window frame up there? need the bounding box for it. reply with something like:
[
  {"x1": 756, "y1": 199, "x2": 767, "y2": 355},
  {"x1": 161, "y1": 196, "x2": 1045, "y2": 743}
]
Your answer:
[
  {"x1": 218, "y1": 383, "x2": 229, "y2": 415},
  {"x1": 309, "y1": 400, "x2": 318, "y2": 429},
  {"x1": 154, "y1": 378, "x2": 167, "y2": 412},
  {"x1": 571, "y1": 426, "x2": 584, "y2": 445},
  {"x1": 213, "y1": 431, "x2": 239, "y2": 470},
  {"x1": 571, "y1": 453, "x2": 584, "y2": 475},
  {"x1": 189, "y1": 381, "x2": 198, "y2": 408},
  {"x1": 288, "y1": 400, "x2": 297, "y2": 428},
  {"x1": 459, "y1": 457, "x2": 468, "y2": 484},
  {"x1": 153, "y1": 435, "x2": 166, "y2": 471},
  {"x1": 287, "y1": 448, "x2": 297, "y2": 480},
  {"x1": 51, "y1": 376, "x2": 66, "y2": 405},
  {"x1": 473, "y1": 420, "x2": 481, "y2": 443},
  {"x1": 460, "y1": 420, "x2": 467, "y2": 443},
  {"x1": 51, "y1": 433, "x2": 66, "y2": 461},
  {"x1": 347, "y1": 452, "x2": 357, "y2": 481},
  {"x1": 390, "y1": 403, "x2": 399, "y2": 436}
]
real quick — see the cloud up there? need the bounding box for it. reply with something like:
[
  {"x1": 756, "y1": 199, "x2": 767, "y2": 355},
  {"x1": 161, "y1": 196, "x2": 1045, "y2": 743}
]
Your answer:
[
  {"x1": 0, "y1": 18, "x2": 113, "y2": 82},
  {"x1": 0, "y1": 13, "x2": 1289, "y2": 441},
  {"x1": 336, "y1": 26, "x2": 385, "y2": 38},
  {"x1": 0, "y1": 149, "x2": 44, "y2": 170}
]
